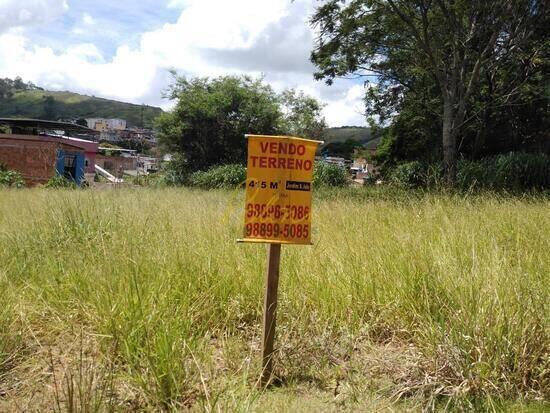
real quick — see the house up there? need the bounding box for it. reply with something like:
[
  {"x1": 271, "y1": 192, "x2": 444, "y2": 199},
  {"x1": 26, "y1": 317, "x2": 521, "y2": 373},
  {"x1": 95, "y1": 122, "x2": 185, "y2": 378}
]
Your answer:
[
  {"x1": 0, "y1": 134, "x2": 88, "y2": 186},
  {"x1": 138, "y1": 156, "x2": 159, "y2": 173},
  {"x1": 61, "y1": 136, "x2": 99, "y2": 182},
  {"x1": 0, "y1": 118, "x2": 99, "y2": 186},
  {"x1": 95, "y1": 148, "x2": 138, "y2": 177},
  {"x1": 99, "y1": 130, "x2": 122, "y2": 143},
  {"x1": 120, "y1": 127, "x2": 157, "y2": 144},
  {"x1": 323, "y1": 156, "x2": 347, "y2": 167},
  {"x1": 86, "y1": 118, "x2": 127, "y2": 131}
]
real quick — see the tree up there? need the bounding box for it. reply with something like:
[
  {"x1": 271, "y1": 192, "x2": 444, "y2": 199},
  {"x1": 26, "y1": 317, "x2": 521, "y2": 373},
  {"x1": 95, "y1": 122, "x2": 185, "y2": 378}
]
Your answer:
[
  {"x1": 279, "y1": 89, "x2": 327, "y2": 140},
  {"x1": 311, "y1": 0, "x2": 548, "y2": 184},
  {"x1": 322, "y1": 139, "x2": 364, "y2": 159},
  {"x1": 157, "y1": 75, "x2": 327, "y2": 172},
  {"x1": 13, "y1": 77, "x2": 27, "y2": 91},
  {"x1": 75, "y1": 118, "x2": 88, "y2": 127},
  {"x1": 0, "y1": 78, "x2": 14, "y2": 100},
  {"x1": 42, "y1": 96, "x2": 57, "y2": 120}
]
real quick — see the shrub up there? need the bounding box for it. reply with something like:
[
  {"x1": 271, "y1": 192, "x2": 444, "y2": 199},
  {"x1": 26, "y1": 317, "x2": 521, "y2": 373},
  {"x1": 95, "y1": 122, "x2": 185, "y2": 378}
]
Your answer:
[
  {"x1": 388, "y1": 161, "x2": 426, "y2": 188},
  {"x1": 129, "y1": 173, "x2": 167, "y2": 188},
  {"x1": 384, "y1": 153, "x2": 550, "y2": 191},
  {"x1": 161, "y1": 154, "x2": 190, "y2": 186},
  {"x1": 188, "y1": 164, "x2": 246, "y2": 189},
  {"x1": 363, "y1": 173, "x2": 379, "y2": 185},
  {"x1": 313, "y1": 162, "x2": 349, "y2": 187},
  {"x1": 45, "y1": 175, "x2": 78, "y2": 189},
  {"x1": 0, "y1": 169, "x2": 24, "y2": 188},
  {"x1": 457, "y1": 152, "x2": 550, "y2": 191}
]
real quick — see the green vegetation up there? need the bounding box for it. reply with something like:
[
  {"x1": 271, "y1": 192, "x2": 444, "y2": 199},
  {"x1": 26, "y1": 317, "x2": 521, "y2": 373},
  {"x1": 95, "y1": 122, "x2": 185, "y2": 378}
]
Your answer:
[
  {"x1": 456, "y1": 153, "x2": 550, "y2": 191},
  {"x1": 311, "y1": 1, "x2": 549, "y2": 183},
  {"x1": 0, "y1": 77, "x2": 162, "y2": 127},
  {"x1": 321, "y1": 139, "x2": 365, "y2": 159},
  {"x1": 44, "y1": 175, "x2": 79, "y2": 189},
  {"x1": 166, "y1": 162, "x2": 350, "y2": 190},
  {"x1": 0, "y1": 163, "x2": 24, "y2": 188},
  {"x1": 188, "y1": 164, "x2": 247, "y2": 189},
  {"x1": 157, "y1": 75, "x2": 327, "y2": 172},
  {"x1": 0, "y1": 166, "x2": 24, "y2": 188},
  {"x1": 385, "y1": 153, "x2": 550, "y2": 191},
  {"x1": 319, "y1": 127, "x2": 377, "y2": 159},
  {"x1": 0, "y1": 188, "x2": 547, "y2": 411},
  {"x1": 324, "y1": 126, "x2": 371, "y2": 144},
  {"x1": 313, "y1": 162, "x2": 349, "y2": 187}
]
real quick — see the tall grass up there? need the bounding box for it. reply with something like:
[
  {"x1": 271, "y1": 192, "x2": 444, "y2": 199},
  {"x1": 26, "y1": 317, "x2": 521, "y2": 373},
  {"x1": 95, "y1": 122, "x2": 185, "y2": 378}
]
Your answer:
[{"x1": 0, "y1": 188, "x2": 548, "y2": 411}]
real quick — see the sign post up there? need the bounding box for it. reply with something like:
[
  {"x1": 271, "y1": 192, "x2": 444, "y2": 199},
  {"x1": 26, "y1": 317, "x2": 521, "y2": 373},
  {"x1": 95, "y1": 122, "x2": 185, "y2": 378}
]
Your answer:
[
  {"x1": 238, "y1": 134, "x2": 322, "y2": 386},
  {"x1": 262, "y1": 242, "x2": 281, "y2": 386}
]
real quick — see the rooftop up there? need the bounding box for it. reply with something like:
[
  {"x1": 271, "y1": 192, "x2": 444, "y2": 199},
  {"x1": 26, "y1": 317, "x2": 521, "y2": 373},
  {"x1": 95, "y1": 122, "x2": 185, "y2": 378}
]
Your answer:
[{"x1": 0, "y1": 118, "x2": 99, "y2": 135}]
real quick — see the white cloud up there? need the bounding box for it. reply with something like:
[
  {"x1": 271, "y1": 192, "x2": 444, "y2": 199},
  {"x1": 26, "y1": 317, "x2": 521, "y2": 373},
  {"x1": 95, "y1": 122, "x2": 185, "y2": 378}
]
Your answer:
[
  {"x1": 0, "y1": 0, "x2": 367, "y2": 126},
  {"x1": 323, "y1": 85, "x2": 367, "y2": 127},
  {"x1": 73, "y1": 12, "x2": 97, "y2": 35},
  {"x1": 0, "y1": 0, "x2": 68, "y2": 33},
  {"x1": 0, "y1": 33, "x2": 157, "y2": 99},
  {"x1": 82, "y1": 13, "x2": 95, "y2": 25}
]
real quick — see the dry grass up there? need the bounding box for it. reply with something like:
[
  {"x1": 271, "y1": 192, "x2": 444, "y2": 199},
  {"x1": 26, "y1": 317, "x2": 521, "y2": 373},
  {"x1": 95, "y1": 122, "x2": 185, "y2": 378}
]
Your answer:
[{"x1": 0, "y1": 187, "x2": 548, "y2": 412}]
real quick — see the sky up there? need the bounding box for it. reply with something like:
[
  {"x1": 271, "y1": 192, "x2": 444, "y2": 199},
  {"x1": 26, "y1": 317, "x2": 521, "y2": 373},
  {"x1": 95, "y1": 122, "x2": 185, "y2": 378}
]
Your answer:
[{"x1": 0, "y1": 0, "x2": 367, "y2": 126}]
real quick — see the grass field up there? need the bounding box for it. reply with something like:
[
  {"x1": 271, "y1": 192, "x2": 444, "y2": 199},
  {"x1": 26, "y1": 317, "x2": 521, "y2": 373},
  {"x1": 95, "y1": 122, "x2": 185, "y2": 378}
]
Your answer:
[{"x1": 0, "y1": 188, "x2": 548, "y2": 412}]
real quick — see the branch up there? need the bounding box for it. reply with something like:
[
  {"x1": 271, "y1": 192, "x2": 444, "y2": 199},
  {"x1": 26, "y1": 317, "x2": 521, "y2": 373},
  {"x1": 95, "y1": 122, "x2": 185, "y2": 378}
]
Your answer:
[
  {"x1": 434, "y1": 0, "x2": 460, "y2": 34},
  {"x1": 387, "y1": 0, "x2": 447, "y2": 96}
]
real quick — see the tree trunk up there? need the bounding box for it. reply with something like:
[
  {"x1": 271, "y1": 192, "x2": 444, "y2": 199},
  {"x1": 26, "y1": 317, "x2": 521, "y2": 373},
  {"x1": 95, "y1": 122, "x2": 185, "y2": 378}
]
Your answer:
[{"x1": 442, "y1": 96, "x2": 457, "y2": 185}]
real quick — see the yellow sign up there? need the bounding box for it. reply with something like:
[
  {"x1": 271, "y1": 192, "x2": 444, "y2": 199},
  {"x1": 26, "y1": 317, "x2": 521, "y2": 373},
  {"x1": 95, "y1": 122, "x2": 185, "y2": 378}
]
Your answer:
[{"x1": 241, "y1": 135, "x2": 322, "y2": 245}]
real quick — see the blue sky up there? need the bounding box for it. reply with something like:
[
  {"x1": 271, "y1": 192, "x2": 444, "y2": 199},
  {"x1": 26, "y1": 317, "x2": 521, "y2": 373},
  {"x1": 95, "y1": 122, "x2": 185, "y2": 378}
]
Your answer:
[
  {"x1": 28, "y1": 1, "x2": 178, "y2": 56},
  {"x1": 0, "y1": 0, "x2": 367, "y2": 126}
]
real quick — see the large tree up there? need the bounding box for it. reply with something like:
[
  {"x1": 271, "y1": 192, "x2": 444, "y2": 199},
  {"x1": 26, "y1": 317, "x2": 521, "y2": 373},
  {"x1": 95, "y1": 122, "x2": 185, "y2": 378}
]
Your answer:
[
  {"x1": 311, "y1": 0, "x2": 548, "y2": 183},
  {"x1": 157, "y1": 75, "x2": 327, "y2": 171}
]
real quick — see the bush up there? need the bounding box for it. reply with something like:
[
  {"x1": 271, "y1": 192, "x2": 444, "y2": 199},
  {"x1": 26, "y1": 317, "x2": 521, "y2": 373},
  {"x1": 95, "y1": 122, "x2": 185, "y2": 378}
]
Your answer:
[
  {"x1": 0, "y1": 168, "x2": 24, "y2": 188},
  {"x1": 188, "y1": 164, "x2": 246, "y2": 189},
  {"x1": 128, "y1": 173, "x2": 167, "y2": 188},
  {"x1": 187, "y1": 162, "x2": 350, "y2": 190},
  {"x1": 457, "y1": 152, "x2": 550, "y2": 191},
  {"x1": 45, "y1": 175, "x2": 78, "y2": 189},
  {"x1": 388, "y1": 161, "x2": 426, "y2": 188},
  {"x1": 161, "y1": 154, "x2": 191, "y2": 186},
  {"x1": 384, "y1": 152, "x2": 550, "y2": 191},
  {"x1": 313, "y1": 162, "x2": 349, "y2": 187}
]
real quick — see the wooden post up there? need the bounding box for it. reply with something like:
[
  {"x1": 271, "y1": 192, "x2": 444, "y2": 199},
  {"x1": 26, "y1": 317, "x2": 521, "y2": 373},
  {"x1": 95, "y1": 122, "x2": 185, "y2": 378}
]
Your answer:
[{"x1": 260, "y1": 243, "x2": 281, "y2": 386}]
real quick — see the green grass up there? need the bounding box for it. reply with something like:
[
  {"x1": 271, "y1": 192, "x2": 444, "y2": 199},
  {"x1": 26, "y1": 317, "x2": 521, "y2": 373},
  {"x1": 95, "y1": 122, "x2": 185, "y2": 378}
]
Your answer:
[
  {"x1": 0, "y1": 188, "x2": 548, "y2": 411},
  {"x1": 0, "y1": 90, "x2": 163, "y2": 128}
]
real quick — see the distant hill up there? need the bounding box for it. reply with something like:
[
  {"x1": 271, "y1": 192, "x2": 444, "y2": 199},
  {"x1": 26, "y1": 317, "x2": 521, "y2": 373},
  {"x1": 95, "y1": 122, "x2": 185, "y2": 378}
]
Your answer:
[
  {"x1": 324, "y1": 126, "x2": 372, "y2": 144},
  {"x1": 0, "y1": 85, "x2": 163, "y2": 128},
  {"x1": 320, "y1": 126, "x2": 379, "y2": 159}
]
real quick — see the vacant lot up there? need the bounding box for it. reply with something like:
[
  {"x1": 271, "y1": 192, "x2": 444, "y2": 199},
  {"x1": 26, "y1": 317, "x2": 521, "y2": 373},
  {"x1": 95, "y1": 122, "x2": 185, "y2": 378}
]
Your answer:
[{"x1": 0, "y1": 189, "x2": 548, "y2": 412}]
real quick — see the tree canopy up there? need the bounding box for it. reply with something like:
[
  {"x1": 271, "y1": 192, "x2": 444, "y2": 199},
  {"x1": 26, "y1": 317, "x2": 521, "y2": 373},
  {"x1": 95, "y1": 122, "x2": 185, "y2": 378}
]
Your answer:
[
  {"x1": 0, "y1": 77, "x2": 43, "y2": 100},
  {"x1": 311, "y1": 0, "x2": 549, "y2": 183},
  {"x1": 157, "y1": 75, "x2": 327, "y2": 171}
]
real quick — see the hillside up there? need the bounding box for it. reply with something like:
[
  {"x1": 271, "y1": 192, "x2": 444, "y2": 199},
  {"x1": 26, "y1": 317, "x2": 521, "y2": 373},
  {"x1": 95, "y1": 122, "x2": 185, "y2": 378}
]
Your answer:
[
  {"x1": 0, "y1": 89, "x2": 163, "y2": 128},
  {"x1": 320, "y1": 126, "x2": 378, "y2": 158},
  {"x1": 324, "y1": 126, "x2": 372, "y2": 144}
]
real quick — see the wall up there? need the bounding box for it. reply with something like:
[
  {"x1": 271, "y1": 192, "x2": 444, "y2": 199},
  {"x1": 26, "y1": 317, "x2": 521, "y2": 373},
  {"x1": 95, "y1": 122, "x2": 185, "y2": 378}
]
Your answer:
[
  {"x1": 95, "y1": 154, "x2": 137, "y2": 176},
  {"x1": 0, "y1": 135, "x2": 57, "y2": 186},
  {"x1": 0, "y1": 134, "x2": 87, "y2": 186}
]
